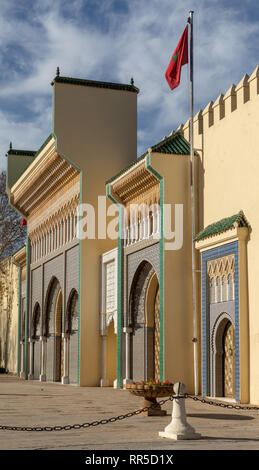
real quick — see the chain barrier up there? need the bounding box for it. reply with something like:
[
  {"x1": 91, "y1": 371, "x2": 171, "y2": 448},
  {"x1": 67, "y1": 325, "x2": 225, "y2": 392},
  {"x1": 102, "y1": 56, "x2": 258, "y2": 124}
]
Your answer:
[
  {"x1": 0, "y1": 394, "x2": 176, "y2": 432},
  {"x1": 1, "y1": 393, "x2": 259, "y2": 432},
  {"x1": 186, "y1": 394, "x2": 259, "y2": 411}
]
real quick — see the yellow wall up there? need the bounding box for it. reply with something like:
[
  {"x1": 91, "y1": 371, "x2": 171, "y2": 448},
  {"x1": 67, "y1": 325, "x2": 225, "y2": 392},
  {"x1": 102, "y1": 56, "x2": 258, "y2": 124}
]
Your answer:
[
  {"x1": 0, "y1": 257, "x2": 19, "y2": 374},
  {"x1": 7, "y1": 154, "x2": 35, "y2": 190},
  {"x1": 182, "y1": 66, "x2": 259, "y2": 403},
  {"x1": 148, "y1": 152, "x2": 200, "y2": 394},
  {"x1": 53, "y1": 82, "x2": 138, "y2": 385}
]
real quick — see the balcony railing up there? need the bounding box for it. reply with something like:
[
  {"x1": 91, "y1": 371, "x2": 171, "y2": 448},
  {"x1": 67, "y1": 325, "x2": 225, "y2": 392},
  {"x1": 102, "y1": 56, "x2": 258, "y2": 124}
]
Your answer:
[{"x1": 123, "y1": 206, "x2": 161, "y2": 247}]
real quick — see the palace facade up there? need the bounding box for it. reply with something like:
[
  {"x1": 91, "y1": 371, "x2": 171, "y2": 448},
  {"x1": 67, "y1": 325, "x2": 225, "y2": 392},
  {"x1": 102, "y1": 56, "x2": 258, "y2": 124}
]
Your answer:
[{"x1": 3, "y1": 64, "x2": 259, "y2": 405}]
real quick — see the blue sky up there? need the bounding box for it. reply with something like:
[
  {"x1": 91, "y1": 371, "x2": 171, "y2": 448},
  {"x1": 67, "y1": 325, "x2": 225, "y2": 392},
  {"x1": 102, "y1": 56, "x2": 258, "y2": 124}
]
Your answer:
[{"x1": 0, "y1": 0, "x2": 259, "y2": 171}]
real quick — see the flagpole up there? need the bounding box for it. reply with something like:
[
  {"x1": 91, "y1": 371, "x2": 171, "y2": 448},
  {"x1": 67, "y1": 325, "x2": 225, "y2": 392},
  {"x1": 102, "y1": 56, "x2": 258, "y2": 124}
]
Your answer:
[{"x1": 188, "y1": 10, "x2": 198, "y2": 396}]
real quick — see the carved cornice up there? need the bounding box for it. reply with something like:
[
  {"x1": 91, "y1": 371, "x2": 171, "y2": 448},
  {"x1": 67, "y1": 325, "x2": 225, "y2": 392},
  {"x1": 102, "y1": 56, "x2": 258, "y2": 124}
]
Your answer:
[
  {"x1": 13, "y1": 246, "x2": 26, "y2": 268},
  {"x1": 29, "y1": 194, "x2": 79, "y2": 241},
  {"x1": 112, "y1": 160, "x2": 159, "y2": 203},
  {"x1": 9, "y1": 137, "x2": 79, "y2": 217},
  {"x1": 28, "y1": 181, "x2": 80, "y2": 235}
]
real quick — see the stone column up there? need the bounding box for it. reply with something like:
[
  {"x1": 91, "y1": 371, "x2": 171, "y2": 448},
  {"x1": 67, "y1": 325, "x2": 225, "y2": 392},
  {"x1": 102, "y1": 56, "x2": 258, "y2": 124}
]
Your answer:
[
  {"x1": 123, "y1": 327, "x2": 132, "y2": 387},
  {"x1": 20, "y1": 341, "x2": 25, "y2": 379},
  {"x1": 28, "y1": 338, "x2": 34, "y2": 380},
  {"x1": 147, "y1": 208, "x2": 151, "y2": 239},
  {"x1": 40, "y1": 336, "x2": 47, "y2": 382},
  {"x1": 70, "y1": 214, "x2": 73, "y2": 242},
  {"x1": 62, "y1": 333, "x2": 69, "y2": 384},
  {"x1": 157, "y1": 206, "x2": 161, "y2": 236},
  {"x1": 100, "y1": 334, "x2": 109, "y2": 387}
]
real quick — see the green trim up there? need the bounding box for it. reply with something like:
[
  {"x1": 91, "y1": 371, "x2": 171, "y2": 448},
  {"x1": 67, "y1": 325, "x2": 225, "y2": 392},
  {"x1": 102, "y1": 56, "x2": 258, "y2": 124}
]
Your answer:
[
  {"x1": 24, "y1": 236, "x2": 30, "y2": 379},
  {"x1": 194, "y1": 210, "x2": 249, "y2": 241},
  {"x1": 77, "y1": 172, "x2": 82, "y2": 385},
  {"x1": 31, "y1": 134, "x2": 53, "y2": 160},
  {"x1": 146, "y1": 154, "x2": 164, "y2": 381},
  {"x1": 52, "y1": 133, "x2": 81, "y2": 173},
  {"x1": 151, "y1": 133, "x2": 190, "y2": 155},
  {"x1": 51, "y1": 82, "x2": 81, "y2": 173},
  {"x1": 107, "y1": 184, "x2": 122, "y2": 389},
  {"x1": 105, "y1": 132, "x2": 190, "y2": 185},
  {"x1": 106, "y1": 153, "x2": 147, "y2": 185},
  {"x1": 51, "y1": 75, "x2": 139, "y2": 94},
  {"x1": 52, "y1": 79, "x2": 55, "y2": 136}
]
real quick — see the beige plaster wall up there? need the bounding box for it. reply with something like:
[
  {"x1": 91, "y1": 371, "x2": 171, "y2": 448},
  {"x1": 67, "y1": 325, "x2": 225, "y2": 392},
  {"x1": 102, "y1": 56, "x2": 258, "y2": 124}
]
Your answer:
[
  {"x1": 182, "y1": 67, "x2": 259, "y2": 403},
  {"x1": 0, "y1": 257, "x2": 19, "y2": 374},
  {"x1": 148, "y1": 152, "x2": 200, "y2": 394},
  {"x1": 53, "y1": 82, "x2": 138, "y2": 385},
  {"x1": 7, "y1": 154, "x2": 35, "y2": 190}
]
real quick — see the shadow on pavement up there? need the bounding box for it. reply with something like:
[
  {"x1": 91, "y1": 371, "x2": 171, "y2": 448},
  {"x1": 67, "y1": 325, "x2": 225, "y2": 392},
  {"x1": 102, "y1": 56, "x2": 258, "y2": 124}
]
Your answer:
[
  {"x1": 199, "y1": 436, "x2": 259, "y2": 442},
  {"x1": 187, "y1": 413, "x2": 254, "y2": 421}
]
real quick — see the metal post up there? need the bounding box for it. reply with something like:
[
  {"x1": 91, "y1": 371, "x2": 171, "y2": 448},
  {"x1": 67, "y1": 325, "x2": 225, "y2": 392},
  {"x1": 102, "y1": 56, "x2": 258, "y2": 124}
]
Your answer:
[
  {"x1": 123, "y1": 327, "x2": 132, "y2": 386},
  {"x1": 188, "y1": 10, "x2": 198, "y2": 396}
]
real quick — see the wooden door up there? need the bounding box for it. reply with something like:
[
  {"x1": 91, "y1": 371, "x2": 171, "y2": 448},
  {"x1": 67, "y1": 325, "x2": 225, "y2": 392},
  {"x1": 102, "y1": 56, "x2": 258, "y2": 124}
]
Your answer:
[
  {"x1": 154, "y1": 288, "x2": 160, "y2": 381},
  {"x1": 223, "y1": 322, "x2": 235, "y2": 398}
]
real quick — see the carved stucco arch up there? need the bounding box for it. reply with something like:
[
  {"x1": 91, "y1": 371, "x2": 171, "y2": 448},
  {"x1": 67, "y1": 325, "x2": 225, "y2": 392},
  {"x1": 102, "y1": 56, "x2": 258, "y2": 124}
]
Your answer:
[
  {"x1": 129, "y1": 260, "x2": 157, "y2": 326},
  {"x1": 211, "y1": 311, "x2": 235, "y2": 397},
  {"x1": 43, "y1": 276, "x2": 62, "y2": 337}
]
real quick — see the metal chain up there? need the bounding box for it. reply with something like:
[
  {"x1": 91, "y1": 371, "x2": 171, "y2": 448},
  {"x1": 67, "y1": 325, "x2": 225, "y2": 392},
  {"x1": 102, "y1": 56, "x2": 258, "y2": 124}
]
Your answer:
[
  {"x1": 186, "y1": 394, "x2": 259, "y2": 411},
  {"x1": 1, "y1": 393, "x2": 259, "y2": 432},
  {"x1": 0, "y1": 395, "x2": 176, "y2": 432}
]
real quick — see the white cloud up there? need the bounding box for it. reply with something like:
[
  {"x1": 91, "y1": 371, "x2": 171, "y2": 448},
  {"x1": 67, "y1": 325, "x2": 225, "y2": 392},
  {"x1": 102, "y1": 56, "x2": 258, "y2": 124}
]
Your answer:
[{"x1": 0, "y1": 0, "x2": 258, "y2": 171}]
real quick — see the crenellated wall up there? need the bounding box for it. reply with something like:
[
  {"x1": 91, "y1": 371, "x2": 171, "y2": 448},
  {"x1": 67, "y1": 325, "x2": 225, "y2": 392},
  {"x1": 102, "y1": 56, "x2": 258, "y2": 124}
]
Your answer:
[
  {"x1": 180, "y1": 64, "x2": 259, "y2": 404},
  {"x1": 180, "y1": 65, "x2": 259, "y2": 157}
]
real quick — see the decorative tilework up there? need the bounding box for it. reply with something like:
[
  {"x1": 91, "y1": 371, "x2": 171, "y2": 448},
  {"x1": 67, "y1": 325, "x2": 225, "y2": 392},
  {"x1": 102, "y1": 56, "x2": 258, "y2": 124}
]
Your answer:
[
  {"x1": 127, "y1": 242, "x2": 160, "y2": 312},
  {"x1": 201, "y1": 241, "x2": 240, "y2": 401}
]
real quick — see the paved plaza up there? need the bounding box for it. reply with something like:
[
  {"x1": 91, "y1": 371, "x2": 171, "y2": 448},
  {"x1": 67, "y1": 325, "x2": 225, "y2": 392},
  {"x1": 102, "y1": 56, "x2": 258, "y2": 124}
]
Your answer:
[{"x1": 0, "y1": 374, "x2": 258, "y2": 450}]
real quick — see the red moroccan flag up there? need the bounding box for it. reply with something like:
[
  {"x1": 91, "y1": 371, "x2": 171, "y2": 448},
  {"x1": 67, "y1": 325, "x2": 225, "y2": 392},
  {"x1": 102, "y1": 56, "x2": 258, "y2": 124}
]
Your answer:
[
  {"x1": 165, "y1": 25, "x2": 188, "y2": 90},
  {"x1": 21, "y1": 218, "x2": 27, "y2": 226}
]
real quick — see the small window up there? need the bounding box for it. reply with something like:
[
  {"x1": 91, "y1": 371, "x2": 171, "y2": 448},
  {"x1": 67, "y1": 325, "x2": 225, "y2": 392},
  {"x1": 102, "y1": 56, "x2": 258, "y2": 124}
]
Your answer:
[{"x1": 222, "y1": 275, "x2": 228, "y2": 302}]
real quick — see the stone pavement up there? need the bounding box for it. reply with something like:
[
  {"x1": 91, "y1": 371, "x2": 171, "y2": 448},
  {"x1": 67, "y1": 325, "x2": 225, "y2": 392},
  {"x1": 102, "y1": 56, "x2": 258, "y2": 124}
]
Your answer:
[{"x1": 0, "y1": 374, "x2": 259, "y2": 450}]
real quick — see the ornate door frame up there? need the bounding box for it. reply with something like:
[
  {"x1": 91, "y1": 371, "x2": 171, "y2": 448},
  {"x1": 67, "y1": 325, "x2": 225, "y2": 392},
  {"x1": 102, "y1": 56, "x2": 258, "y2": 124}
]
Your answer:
[{"x1": 201, "y1": 241, "x2": 240, "y2": 401}]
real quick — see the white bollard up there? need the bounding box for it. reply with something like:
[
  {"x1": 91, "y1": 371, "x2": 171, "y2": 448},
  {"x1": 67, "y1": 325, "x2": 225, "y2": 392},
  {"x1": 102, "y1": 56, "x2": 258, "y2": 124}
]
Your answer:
[{"x1": 159, "y1": 382, "x2": 201, "y2": 440}]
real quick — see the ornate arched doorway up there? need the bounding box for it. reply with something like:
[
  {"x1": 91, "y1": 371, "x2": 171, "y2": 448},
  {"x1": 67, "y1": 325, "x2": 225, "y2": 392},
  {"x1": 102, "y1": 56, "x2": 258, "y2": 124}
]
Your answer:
[
  {"x1": 65, "y1": 289, "x2": 79, "y2": 384},
  {"x1": 31, "y1": 303, "x2": 41, "y2": 379},
  {"x1": 129, "y1": 261, "x2": 160, "y2": 382},
  {"x1": 223, "y1": 321, "x2": 235, "y2": 398},
  {"x1": 54, "y1": 289, "x2": 63, "y2": 382},
  {"x1": 154, "y1": 286, "x2": 160, "y2": 381},
  {"x1": 44, "y1": 277, "x2": 63, "y2": 382},
  {"x1": 212, "y1": 315, "x2": 235, "y2": 398}
]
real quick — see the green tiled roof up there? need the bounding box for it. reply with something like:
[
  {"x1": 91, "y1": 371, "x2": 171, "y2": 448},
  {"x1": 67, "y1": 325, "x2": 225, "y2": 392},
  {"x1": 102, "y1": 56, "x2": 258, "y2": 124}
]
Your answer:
[
  {"x1": 106, "y1": 132, "x2": 190, "y2": 184},
  {"x1": 151, "y1": 132, "x2": 190, "y2": 155},
  {"x1": 6, "y1": 134, "x2": 53, "y2": 159},
  {"x1": 52, "y1": 75, "x2": 139, "y2": 93},
  {"x1": 6, "y1": 149, "x2": 36, "y2": 157},
  {"x1": 194, "y1": 211, "x2": 249, "y2": 241}
]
